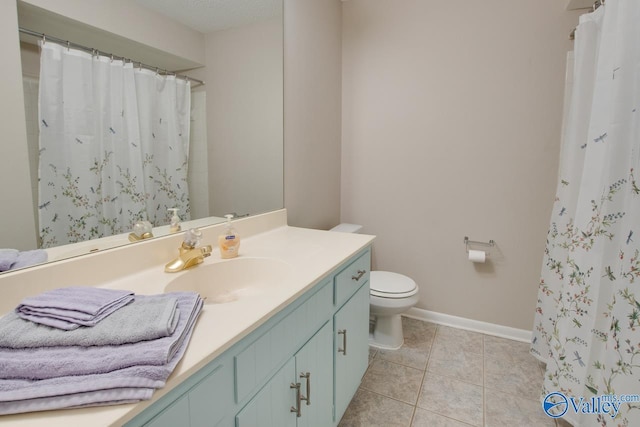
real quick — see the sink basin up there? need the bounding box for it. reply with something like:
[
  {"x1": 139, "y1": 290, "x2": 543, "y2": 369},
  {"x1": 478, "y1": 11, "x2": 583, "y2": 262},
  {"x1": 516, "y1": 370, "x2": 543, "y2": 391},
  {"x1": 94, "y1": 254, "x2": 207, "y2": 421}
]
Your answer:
[{"x1": 164, "y1": 257, "x2": 293, "y2": 304}]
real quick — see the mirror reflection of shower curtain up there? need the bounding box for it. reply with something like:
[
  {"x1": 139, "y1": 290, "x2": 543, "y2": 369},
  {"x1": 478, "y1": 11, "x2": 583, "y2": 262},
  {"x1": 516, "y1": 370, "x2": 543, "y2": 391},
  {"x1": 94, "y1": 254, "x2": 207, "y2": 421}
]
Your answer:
[
  {"x1": 187, "y1": 91, "x2": 209, "y2": 220},
  {"x1": 37, "y1": 41, "x2": 191, "y2": 247},
  {"x1": 531, "y1": 1, "x2": 640, "y2": 425}
]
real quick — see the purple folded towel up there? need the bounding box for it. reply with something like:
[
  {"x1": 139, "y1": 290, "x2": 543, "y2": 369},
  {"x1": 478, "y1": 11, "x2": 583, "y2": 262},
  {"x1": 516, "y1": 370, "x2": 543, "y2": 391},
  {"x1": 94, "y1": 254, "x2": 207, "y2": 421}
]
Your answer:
[
  {"x1": 16, "y1": 287, "x2": 134, "y2": 330},
  {"x1": 0, "y1": 292, "x2": 203, "y2": 415},
  {"x1": 0, "y1": 387, "x2": 154, "y2": 415},
  {"x1": 0, "y1": 295, "x2": 179, "y2": 349},
  {"x1": 10, "y1": 249, "x2": 48, "y2": 270},
  {"x1": 0, "y1": 293, "x2": 201, "y2": 380},
  {"x1": 0, "y1": 249, "x2": 19, "y2": 272}
]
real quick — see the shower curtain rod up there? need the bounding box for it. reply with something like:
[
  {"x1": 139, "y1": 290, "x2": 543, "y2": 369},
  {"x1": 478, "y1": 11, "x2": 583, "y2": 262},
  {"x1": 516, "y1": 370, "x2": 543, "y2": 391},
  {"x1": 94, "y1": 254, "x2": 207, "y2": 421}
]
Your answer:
[
  {"x1": 18, "y1": 27, "x2": 205, "y2": 86},
  {"x1": 569, "y1": 0, "x2": 605, "y2": 40}
]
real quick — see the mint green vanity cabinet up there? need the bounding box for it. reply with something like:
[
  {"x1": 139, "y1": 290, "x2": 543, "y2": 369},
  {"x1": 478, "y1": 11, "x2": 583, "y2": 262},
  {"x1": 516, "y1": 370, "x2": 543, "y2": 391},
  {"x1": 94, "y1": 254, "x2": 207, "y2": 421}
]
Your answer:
[
  {"x1": 233, "y1": 280, "x2": 333, "y2": 406},
  {"x1": 235, "y1": 321, "x2": 333, "y2": 427},
  {"x1": 189, "y1": 363, "x2": 235, "y2": 427},
  {"x1": 235, "y1": 357, "x2": 297, "y2": 427},
  {"x1": 295, "y1": 321, "x2": 334, "y2": 427},
  {"x1": 126, "y1": 247, "x2": 371, "y2": 427},
  {"x1": 143, "y1": 393, "x2": 190, "y2": 427},
  {"x1": 332, "y1": 249, "x2": 371, "y2": 423},
  {"x1": 137, "y1": 360, "x2": 234, "y2": 427},
  {"x1": 334, "y1": 284, "x2": 369, "y2": 423}
]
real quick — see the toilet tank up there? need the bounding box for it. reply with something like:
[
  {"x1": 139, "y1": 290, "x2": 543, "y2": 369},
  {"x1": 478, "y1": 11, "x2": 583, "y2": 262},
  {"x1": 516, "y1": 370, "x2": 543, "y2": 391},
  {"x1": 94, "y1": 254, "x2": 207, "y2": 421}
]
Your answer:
[{"x1": 329, "y1": 223, "x2": 363, "y2": 234}]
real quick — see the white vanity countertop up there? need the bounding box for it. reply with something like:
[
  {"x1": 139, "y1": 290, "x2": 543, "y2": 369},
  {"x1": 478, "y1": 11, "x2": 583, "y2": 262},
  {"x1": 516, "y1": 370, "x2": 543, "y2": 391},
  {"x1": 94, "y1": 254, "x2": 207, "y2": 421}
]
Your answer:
[{"x1": 0, "y1": 223, "x2": 375, "y2": 426}]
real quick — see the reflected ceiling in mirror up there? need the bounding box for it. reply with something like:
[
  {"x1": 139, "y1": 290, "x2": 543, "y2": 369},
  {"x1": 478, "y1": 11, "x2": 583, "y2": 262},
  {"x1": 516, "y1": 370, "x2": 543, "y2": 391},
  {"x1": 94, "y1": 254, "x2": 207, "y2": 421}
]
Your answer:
[
  {"x1": 3, "y1": 0, "x2": 283, "y2": 272},
  {"x1": 134, "y1": 0, "x2": 282, "y2": 33}
]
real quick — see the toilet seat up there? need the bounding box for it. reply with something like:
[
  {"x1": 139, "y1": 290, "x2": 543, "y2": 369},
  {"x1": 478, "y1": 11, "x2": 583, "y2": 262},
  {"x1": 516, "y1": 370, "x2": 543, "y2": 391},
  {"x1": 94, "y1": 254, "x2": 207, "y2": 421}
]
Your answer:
[{"x1": 370, "y1": 271, "x2": 418, "y2": 299}]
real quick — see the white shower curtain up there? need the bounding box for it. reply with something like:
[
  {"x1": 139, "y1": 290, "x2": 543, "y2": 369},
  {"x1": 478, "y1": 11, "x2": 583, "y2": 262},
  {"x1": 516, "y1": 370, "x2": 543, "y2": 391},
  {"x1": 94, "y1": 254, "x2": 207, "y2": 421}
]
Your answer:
[
  {"x1": 38, "y1": 41, "x2": 191, "y2": 247},
  {"x1": 532, "y1": 1, "x2": 640, "y2": 426}
]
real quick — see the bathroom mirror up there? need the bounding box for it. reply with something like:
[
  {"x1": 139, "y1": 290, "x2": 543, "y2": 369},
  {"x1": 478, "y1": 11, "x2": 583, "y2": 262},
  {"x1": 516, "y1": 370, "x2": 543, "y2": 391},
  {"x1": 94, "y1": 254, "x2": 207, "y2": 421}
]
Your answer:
[{"x1": 3, "y1": 0, "x2": 283, "y2": 270}]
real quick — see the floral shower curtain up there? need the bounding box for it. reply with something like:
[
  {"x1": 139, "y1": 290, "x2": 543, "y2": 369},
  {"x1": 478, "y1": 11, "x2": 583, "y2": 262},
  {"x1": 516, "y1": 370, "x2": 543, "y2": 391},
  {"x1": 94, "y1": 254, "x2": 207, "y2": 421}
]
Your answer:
[
  {"x1": 531, "y1": 1, "x2": 640, "y2": 426},
  {"x1": 38, "y1": 41, "x2": 191, "y2": 247}
]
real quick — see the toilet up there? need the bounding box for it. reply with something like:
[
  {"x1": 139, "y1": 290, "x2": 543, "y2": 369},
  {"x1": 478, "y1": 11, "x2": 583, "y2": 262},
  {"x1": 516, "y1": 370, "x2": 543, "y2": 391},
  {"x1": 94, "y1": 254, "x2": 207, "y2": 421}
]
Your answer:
[{"x1": 330, "y1": 223, "x2": 419, "y2": 350}]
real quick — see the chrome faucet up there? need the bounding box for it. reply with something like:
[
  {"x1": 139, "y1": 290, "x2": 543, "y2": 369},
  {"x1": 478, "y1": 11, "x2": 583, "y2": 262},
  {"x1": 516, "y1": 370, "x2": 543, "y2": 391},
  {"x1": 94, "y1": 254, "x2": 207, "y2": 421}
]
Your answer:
[{"x1": 165, "y1": 229, "x2": 212, "y2": 273}]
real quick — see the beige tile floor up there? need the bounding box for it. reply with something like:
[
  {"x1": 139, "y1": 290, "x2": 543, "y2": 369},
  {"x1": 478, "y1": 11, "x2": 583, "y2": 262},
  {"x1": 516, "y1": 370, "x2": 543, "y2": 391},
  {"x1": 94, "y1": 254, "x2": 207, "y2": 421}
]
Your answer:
[{"x1": 338, "y1": 317, "x2": 563, "y2": 427}]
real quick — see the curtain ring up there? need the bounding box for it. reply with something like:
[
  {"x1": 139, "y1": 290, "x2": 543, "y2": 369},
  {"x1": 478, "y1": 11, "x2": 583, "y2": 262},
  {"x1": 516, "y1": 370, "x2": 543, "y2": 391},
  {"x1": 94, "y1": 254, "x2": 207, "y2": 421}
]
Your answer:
[
  {"x1": 66, "y1": 41, "x2": 70, "y2": 51},
  {"x1": 110, "y1": 54, "x2": 114, "y2": 63},
  {"x1": 42, "y1": 34, "x2": 46, "y2": 45}
]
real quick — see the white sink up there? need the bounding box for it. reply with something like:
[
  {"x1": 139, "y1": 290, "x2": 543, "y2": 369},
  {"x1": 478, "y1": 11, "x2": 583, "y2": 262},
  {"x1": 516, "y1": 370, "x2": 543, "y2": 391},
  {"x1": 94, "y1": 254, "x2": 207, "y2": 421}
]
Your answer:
[{"x1": 164, "y1": 257, "x2": 293, "y2": 304}]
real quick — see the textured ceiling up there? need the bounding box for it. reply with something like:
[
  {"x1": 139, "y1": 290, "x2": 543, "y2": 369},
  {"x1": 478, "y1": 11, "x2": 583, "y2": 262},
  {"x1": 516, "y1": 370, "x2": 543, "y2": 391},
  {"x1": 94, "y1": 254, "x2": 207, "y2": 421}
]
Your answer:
[{"x1": 134, "y1": 0, "x2": 282, "y2": 34}]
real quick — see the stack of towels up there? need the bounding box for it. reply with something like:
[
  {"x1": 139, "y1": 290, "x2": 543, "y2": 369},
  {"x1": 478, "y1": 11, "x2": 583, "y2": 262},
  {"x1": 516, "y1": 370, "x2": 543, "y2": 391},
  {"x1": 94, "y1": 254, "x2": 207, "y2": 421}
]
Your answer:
[
  {"x1": 0, "y1": 287, "x2": 203, "y2": 415},
  {"x1": 0, "y1": 249, "x2": 48, "y2": 273}
]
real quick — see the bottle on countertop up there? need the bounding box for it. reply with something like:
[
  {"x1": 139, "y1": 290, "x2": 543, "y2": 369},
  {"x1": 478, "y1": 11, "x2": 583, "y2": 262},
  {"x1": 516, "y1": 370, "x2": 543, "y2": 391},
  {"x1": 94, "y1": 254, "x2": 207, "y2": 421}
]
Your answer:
[
  {"x1": 168, "y1": 208, "x2": 181, "y2": 233},
  {"x1": 218, "y1": 214, "x2": 240, "y2": 259}
]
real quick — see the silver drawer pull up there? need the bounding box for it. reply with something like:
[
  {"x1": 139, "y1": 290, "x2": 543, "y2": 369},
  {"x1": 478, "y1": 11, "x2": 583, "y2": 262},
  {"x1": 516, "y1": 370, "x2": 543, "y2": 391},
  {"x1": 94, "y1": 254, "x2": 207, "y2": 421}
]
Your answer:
[
  {"x1": 290, "y1": 382, "x2": 302, "y2": 417},
  {"x1": 352, "y1": 270, "x2": 366, "y2": 281},
  {"x1": 300, "y1": 372, "x2": 311, "y2": 406},
  {"x1": 338, "y1": 329, "x2": 347, "y2": 355}
]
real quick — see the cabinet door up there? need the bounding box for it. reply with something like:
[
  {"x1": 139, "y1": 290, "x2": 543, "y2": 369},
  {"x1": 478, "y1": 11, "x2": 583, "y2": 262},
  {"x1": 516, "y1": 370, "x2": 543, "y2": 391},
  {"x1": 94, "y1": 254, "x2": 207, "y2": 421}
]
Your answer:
[
  {"x1": 144, "y1": 394, "x2": 190, "y2": 427},
  {"x1": 236, "y1": 322, "x2": 334, "y2": 427},
  {"x1": 295, "y1": 321, "x2": 333, "y2": 427},
  {"x1": 334, "y1": 283, "x2": 370, "y2": 423},
  {"x1": 189, "y1": 363, "x2": 234, "y2": 427},
  {"x1": 235, "y1": 358, "x2": 297, "y2": 427}
]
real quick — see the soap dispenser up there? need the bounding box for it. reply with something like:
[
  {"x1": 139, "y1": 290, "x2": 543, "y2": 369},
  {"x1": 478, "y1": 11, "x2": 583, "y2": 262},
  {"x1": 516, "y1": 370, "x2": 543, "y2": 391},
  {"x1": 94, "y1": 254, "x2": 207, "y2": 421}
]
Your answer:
[
  {"x1": 218, "y1": 214, "x2": 240, "y2": 259},
  {"x1": 168, "y1": 208, "x2": 181, "y2": 233}
]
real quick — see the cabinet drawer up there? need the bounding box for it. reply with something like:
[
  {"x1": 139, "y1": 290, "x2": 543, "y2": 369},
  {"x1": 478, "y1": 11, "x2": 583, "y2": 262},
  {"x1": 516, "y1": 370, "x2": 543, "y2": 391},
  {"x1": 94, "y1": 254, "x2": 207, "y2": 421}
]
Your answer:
[
  {"x1": 234, "y1": 279, "x2": 333, "y2": 404},
  {"x1": 334, "y1": 250, "x2": 370, "y2": 308}
]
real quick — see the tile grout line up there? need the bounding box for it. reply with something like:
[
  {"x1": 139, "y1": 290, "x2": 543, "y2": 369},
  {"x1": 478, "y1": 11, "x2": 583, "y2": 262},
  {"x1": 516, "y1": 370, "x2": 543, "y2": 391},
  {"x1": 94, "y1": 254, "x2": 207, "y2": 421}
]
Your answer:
[
  {"x1": 357, "y1": 386, "x2": 420, "y2": 409},
  {"x1": 409, "y1": 324, "x2": 438, "y2": 426},
  {"x1": 432, "y1": 324, "x2": 485, "y2": 427}
]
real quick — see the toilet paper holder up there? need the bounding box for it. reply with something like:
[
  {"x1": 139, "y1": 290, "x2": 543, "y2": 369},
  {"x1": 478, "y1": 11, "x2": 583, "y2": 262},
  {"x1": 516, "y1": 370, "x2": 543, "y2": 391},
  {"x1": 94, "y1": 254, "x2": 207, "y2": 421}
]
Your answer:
[{"x1": 464, "y1": 236, "x2": 495, "y2": 255}]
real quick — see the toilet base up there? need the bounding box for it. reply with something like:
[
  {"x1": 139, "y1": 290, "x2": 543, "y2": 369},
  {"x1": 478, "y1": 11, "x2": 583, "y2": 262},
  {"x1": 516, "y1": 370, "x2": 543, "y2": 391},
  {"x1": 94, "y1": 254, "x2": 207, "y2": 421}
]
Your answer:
[{"x1": 368, "y1": 313, "x2": 404, "y2": 350}]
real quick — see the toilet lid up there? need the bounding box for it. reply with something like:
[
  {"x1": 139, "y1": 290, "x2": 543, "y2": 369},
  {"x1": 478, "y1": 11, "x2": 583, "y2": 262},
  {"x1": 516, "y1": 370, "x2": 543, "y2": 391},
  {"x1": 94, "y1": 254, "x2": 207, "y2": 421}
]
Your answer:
[{"x1": 370, "y1": 271, "x2": 418, "y2": 298}]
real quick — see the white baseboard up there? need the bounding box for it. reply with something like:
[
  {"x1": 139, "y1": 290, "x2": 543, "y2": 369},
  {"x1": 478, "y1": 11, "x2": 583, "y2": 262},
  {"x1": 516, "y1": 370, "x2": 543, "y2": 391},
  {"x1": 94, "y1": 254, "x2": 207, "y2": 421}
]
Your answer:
[{"x1": 404, "y1": 307, "x2": 532, "y2": 343}]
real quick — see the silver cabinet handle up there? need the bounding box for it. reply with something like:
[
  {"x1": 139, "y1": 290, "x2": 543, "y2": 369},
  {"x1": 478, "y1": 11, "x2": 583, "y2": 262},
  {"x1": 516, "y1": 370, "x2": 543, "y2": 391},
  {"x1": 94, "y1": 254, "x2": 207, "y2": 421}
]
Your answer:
[
  {"x1": 338, "y1": 329, "x2": 347, "y2": 355},
  {"x1": 352, "y1": 270, "x2": 366, "y2": 281},
  {"x1": 290, "y1": 382, "x2": 301, "y2": 417},
  {"x1": 300, "y1": 372, "x2": 311, "y2": 406}
]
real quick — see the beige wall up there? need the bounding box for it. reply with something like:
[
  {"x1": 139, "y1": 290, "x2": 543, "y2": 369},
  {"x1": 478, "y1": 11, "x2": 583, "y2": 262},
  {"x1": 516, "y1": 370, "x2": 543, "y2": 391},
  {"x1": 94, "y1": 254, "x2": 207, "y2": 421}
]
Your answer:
[
  {"x1": 205, "y1": 17, "x2": 284, "y2": 218},
  {"x1": 284, "y1": 0, "x2": 343, "y2": 229},
  {"x1": 0, "y1": 1, "x2": 37, "y2": 250},
  {"x1": 341, "y1": 0, "x2": 582, "y2": 329}
]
